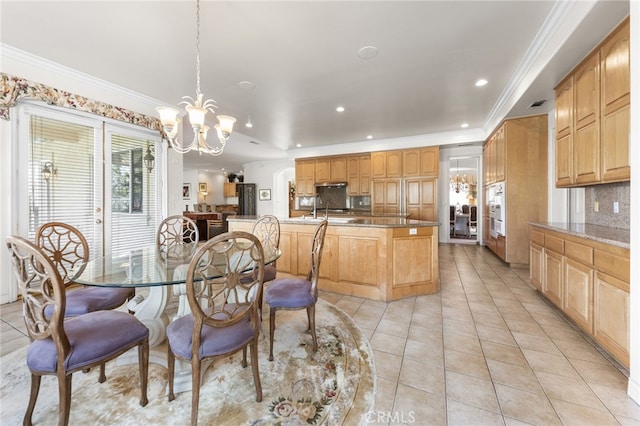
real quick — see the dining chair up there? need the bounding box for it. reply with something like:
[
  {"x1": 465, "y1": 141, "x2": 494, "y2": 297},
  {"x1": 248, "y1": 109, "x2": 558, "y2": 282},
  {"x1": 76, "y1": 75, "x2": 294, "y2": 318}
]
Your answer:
[
  {"x1": 157, "y1": 215, "x2": 199, "y2": 261},
  {"x1": 166, "y1": 231, "x2": 265, "y2": 426},
  {"x1": 36, "y1": 222, "x2": 134, "y2": 316},
  {"x1": 249, "y1": 215, "x2": 280, "y2": 318},
  {"x1": 265, "y1": 219, "x2": 328, "y2": 361},
  {"x1": 157, "y1": 215, "x2": 200, "y2": 318},
  {"x1": 6, "y1": 235, "x2": 149, "y2": 426}
]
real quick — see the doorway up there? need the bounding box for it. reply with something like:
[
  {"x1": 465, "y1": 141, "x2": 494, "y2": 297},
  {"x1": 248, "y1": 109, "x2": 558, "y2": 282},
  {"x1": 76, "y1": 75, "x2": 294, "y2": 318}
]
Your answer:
[{"x1": 448, "y1": 156, "x2": 479, "y2": 244}]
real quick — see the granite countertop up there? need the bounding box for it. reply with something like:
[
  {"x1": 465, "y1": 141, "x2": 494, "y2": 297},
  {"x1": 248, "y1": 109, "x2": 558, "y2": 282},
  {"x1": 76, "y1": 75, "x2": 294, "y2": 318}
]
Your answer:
[
  {"x1": 229, "y1": 215, "x2": 439, "y2": 228},
  {"x1": 529, "y1": 222, "x2": 630, "y2": 249}
]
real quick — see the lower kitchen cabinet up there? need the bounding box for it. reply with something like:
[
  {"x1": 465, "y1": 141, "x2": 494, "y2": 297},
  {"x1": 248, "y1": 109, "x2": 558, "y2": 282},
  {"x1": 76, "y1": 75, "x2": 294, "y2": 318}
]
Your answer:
[{"x1": 529, "y1": 225, "x2": 629, "y2": 367}]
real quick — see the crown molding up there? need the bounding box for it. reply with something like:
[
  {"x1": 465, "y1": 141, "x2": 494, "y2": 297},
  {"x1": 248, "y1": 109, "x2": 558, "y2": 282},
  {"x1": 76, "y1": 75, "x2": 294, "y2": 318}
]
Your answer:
[
  {"x1": 482, "y1": 0, "x2": 597, "y2": 134},
  {"x1": 1, "y1": 43, "x2": 169, "y2": 110}
]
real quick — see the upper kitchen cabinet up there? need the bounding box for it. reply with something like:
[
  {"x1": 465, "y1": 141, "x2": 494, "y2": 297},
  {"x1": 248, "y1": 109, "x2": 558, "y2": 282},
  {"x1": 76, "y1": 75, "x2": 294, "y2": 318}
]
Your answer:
[
  {"x1": 403, "y1": 147, "x2": 439, "y2": 177},
  {"x1": 554, "y1": 17, "x2": 629, "y2": 188},
  {"x1": 600, "y1": 17, "x2": 630, "y2": 183},
  {"x1": 347, "y1": 154, "x2": 371, "y2": 196},
  {"x1": 371, "y1": 151, "x2": 402, "y2": 178},
  {"x1": 315, "y1": 158, "x2": 331, "y2": 183},
  {"x1": 295, "y1": 159, "x2": 316, "y2": 196},
  {"x1": 330, "y1": 156, "x2": 347, "y2": 182}
]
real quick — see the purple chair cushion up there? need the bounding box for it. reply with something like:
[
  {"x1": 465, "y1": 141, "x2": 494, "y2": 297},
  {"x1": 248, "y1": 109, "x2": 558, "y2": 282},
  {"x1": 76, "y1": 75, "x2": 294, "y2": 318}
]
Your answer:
[
  {"x1": 166, "y1": 311, "x2": 255, "y2": 360},
  {"x1": 264, "y1": 278, "x2": 315, "y2": 309},
  {"x1": 27, "y1": 310, "x2": 148, "y2": 374},
  {"x1": 44, "y1": 286, "x2": 134, "y2": 318}
]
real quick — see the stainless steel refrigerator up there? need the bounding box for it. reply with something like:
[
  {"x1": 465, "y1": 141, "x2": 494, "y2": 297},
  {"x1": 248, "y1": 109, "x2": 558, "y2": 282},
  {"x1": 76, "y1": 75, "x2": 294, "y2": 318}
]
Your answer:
[{"x1": 237, "y1": 183, "x2": 256, "y2": 216}]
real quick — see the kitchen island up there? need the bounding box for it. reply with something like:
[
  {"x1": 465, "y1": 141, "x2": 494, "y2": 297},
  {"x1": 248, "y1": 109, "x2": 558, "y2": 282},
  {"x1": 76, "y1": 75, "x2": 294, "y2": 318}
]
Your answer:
[{"x1": 228, "y1": 215, "x2": 439, "y2": 301}]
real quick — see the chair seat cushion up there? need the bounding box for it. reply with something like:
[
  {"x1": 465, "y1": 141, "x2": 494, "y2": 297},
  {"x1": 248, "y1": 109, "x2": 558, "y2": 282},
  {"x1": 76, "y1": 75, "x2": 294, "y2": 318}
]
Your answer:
[
  {"x1": 264, "y1": 278, "x2": 315, "y2": 309},
  {"x1": 45, "y1": 286, "x2": 134, "y2": 317},
  {"x1": 27, "y1": 310, "x2": 148, "y2": 374},
  {"x1": 166, "y1": 311, "x2": 255, "y2": 360}
]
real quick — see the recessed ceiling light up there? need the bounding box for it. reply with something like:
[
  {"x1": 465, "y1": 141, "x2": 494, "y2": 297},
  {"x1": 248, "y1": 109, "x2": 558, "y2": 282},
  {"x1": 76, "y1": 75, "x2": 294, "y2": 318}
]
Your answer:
[
  {"x1": 366, "y1": 135, "x2": 373, "y2": 140},
  {"x1": 336, "y1": 106, "x2": 345, "y2": 113},
  {"x1": 238, "y1": 81, "x2": 255, "y2": 90},
  {"x1": 296, "y1": 143, "x2": 302, "y2": 148},
  {"x1": 461, "y1": 123, "x2": 469, "y2": 128},
  {"x1": 358, "y1": 46, "x2": 379, "y2": 60},
  {"x1": 475, "y1": 79, "x2": 488, "y2": 87}
]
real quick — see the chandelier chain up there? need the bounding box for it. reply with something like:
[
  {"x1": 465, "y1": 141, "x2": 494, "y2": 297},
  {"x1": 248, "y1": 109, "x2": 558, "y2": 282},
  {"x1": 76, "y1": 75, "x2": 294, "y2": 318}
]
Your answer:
[{"x1": 195, "y1": 0, "x2": 201, "y2": 98}]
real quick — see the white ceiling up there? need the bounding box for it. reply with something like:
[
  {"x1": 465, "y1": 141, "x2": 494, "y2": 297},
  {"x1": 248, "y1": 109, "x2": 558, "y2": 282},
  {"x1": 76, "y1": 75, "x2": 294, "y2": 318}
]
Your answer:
[{"x1": 1, "y1": 1, "x2": 630, "y2": 173}]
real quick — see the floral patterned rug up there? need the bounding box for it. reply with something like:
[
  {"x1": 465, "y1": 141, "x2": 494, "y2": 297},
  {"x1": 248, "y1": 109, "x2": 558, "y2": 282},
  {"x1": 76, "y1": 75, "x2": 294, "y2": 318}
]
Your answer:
[{"x1": 1, "y1": 299, "x2": 375, "y2": 425}]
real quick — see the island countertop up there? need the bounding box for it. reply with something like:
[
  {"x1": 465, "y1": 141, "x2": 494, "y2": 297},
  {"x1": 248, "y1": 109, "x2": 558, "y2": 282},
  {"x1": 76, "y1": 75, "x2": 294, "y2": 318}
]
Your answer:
[
  {"x1": 228, "y1": 215, "x2": 439, "y2": 228},
  {"x1": 529, "y1": 222, "x2": 629, "y2": 249}
]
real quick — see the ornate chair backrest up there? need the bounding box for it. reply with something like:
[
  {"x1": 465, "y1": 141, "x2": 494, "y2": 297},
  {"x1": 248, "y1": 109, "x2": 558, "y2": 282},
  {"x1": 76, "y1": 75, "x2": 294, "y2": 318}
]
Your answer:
[
  {"x1": 6, "y1": 236, "x2": 70, "y2": 355},
  {"x1": 35, "y1": 222, "x2": 89, "y2": 286},
  {"x1": 470, "y1": 205, "x2": 477, "y2": 222},
  {"x1": 307, "y1": 220, "x2": 328, "y2": 296},
  {"x1": 251, "y1": 215, "x2": 280, "y2": 258},
  {"x1": 157, "y1": 215, "x2": 199, "y2": 261},
  {"x1": 462, "y1": 204, "x2": 470, "y2": 214},
  {"x1": 185, "y1": 232, "x2": 264, "y2": 341}
]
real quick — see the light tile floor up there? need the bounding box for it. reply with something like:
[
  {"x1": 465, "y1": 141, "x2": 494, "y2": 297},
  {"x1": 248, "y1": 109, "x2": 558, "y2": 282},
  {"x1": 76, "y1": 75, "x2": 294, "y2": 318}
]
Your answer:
[{"x1": 2, "y1": 243, "x2": 639, "y2": 425}]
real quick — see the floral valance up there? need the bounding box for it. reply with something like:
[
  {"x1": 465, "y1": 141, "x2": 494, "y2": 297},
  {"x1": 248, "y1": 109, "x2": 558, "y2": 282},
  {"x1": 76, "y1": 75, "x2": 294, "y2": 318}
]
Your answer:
[{"x1": 0, "y1": 73, "x2": 164, "y2": 135}]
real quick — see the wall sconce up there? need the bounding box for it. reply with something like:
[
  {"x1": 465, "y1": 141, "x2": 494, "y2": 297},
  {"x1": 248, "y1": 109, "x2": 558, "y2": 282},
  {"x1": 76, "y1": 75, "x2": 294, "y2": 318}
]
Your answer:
[
  {"x1": 143, "y1": 145, "x2": 155, "y2": 173},
  {"x1": 41, "y1": 161, "x2": 57, "y2": 181}
]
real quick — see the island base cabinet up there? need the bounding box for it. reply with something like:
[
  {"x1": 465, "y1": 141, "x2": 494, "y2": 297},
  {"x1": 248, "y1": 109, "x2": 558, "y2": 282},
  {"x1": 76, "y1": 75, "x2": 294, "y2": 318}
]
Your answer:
[
  {"x1": 594, "y1": 272, "x2": 630, "y2": 366},
  {"x1": 229, "y1": 219, "x2": 439, "y2": 302},
  {"x1": 529, "y1": 242, "x2": 543, "y2": 291}
]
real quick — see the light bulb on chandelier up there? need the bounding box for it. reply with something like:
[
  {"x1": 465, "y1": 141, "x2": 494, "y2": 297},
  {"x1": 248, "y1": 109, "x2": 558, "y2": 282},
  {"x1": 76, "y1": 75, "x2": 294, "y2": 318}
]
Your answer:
[{"x1": 156, "y1": 0, "x2": 236, "y2": 156}]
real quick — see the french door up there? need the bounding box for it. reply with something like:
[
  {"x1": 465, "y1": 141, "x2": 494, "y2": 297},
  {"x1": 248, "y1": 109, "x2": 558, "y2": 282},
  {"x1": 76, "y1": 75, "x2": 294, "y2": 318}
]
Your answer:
[{"x1": 18, "y1": 102, "x2": 164, "y2": 259}]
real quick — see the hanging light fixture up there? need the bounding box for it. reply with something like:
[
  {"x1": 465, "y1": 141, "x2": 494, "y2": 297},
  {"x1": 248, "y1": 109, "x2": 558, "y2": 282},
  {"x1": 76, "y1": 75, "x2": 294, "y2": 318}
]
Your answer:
[
  {"x1": 450, "y1": 159, "x2": 469, "y2": 194},
  {"x1": 156, "y1": 0, "x2": 236, "y2": 156}
]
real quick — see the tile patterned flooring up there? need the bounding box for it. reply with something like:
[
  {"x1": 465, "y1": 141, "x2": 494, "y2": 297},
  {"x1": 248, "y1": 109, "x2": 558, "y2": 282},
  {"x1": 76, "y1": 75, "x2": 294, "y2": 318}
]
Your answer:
[{"x1": 2, "y1": 243, "x2": 639, "y2": 425}]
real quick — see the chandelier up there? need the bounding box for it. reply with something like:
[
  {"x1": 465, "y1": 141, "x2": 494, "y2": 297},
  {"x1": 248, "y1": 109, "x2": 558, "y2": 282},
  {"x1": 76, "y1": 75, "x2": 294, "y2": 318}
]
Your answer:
[
  {"x1": 156, "y1": 0, "x2": 236, "y2": 156},
  {"x1": 450, "y1": 159, "x2": 469, "y2": 193}
]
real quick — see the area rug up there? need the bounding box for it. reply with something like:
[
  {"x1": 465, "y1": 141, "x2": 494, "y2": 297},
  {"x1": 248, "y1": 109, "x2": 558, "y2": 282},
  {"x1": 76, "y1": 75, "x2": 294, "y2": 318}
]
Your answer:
[{"x1": 0, "y1": 299, "x2": 375, "y2": 425}]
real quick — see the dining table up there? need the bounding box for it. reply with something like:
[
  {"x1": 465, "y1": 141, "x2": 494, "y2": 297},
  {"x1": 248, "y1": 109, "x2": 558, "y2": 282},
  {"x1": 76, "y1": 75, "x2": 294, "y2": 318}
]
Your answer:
[
  {"x1": 70, "y1": 243, "x2": 280, "y2": 393},
  {"x1": 71, "y1": 243, "x2": 281, "y2": 346}
]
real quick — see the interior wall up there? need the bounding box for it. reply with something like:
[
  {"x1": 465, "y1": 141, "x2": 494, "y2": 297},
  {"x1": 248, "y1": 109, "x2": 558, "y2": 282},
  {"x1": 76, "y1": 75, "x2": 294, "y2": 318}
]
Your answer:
[{"x1": 243, "y1": 159, "x2": 295, "y2": 217}]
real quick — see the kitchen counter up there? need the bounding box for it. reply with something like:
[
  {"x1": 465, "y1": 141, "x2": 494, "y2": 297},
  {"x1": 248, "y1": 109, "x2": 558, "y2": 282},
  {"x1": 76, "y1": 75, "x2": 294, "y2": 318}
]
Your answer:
[
  {"x1": 230, "y1": 215, "x2": 438, "y2": 228},
  {"x1": 228, "y1": 215, "x2": 439, "y2": 301},
  {"x1": 529, "y1": 222, "x2": 629, "y2": 249}
]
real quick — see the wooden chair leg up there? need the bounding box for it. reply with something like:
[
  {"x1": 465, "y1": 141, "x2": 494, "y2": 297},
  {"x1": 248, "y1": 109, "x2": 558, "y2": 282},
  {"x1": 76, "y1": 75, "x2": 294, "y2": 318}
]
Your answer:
[
  {"x1": 138, "y1": 339, "x2": 149, "y2": 407},
  {"x1": 98, "y1": 363, "x2": 106, "y2": 383},
  {"x1": 58, "y1": 373, "x2": 72, "y2": 426},
  {"x1": 308, "y1": 305, "x2": 318, "y2": 353},
  {"x1": 167, "y1": 347, "x2": 176, "y2": 402},
  {"x1": 24, "y1": 374, "x2": 41, "y2": 426},
  {"x1": 249, "y1": 339, "x2": 263, "y2": 402},
  {"x1": 191, "y1": 357, "x2": 202, "y2": 426},
  {"x1": 268, "y1": 308, "x2": 277, "y2": 361},
  {"x1": 241, "y1": 347, "x2": 248, "y2": 368}
]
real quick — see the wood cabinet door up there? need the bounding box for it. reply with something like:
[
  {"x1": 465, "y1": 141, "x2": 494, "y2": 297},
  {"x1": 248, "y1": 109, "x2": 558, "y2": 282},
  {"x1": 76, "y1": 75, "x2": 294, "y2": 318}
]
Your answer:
[
  {"x1": 573, "y1": 51, "x2": 600, "y2": 185},
  {"x1": 544, "y1": 250, "x2": 564, "y2": 307},
  {"x1": 330, "y1": 157, "x2": 347, "y2": 182},
  {"x1": 555, "y1": 132, "x2": 573, "y2": 187},
  {"x1": 555, "y1": 78, "x2": 573, "y2": 139},
  {"x1": 386, "y1": 151, "x2": 403, "y2": 178},
  {"x1": 402, "y1": 149, "x2": 421, "y2": 177},
  {"x1": 223, "y1": 182, "x2": 237, "y2": 197},
  {"x1": 295, "y1": 160, "x2": 315, "y2": 196},
  {"x1": 530, "y1": 242, "x2": 544, "y2": 291},
  {"x1": 315, "y1": 158, "x2": 331, "y2": 183},
  {"x1": 495, "y1": 125, "x2": 505, "y2": 182},
  {"x1": 405, "y1": 178, "x2": 436, "y2": 221},
  {"x1": 347, "y1": 155, "x2": 360, "y2": 195},
  {"x1": 564, "y1": 258, "x2": 593, "y2": 333},
  {"x1": 372, "y1": 179, "x2": 400, "y2": 214},
  {"x1": 600, "y1": 18, "x2": 630, "y2": 183},
  {"x1": 371, "y1": 152, "x2": 387, "y2": 178},
  {"x1": 594, "y1": 271, "x2": 630, "y2": 367},
  {"x1": 420, "y1": 147, "x2": 439, "y2": 177},
  {"x1": 359, "y1": 155, "x2": 371, "y2": 195}
]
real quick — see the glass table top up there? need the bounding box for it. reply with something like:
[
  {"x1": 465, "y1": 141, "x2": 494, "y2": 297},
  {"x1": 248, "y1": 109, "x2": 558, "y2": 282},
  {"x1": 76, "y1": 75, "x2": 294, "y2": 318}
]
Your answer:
[{"x1": 71, "y1": 244, "x2": 281, "y2": 288}]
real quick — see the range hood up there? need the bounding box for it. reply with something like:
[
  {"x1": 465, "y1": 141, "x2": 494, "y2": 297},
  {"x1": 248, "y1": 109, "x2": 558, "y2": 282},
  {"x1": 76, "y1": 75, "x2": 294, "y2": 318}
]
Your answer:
[{"x1": 314, "y1": 182, "x2": 347, "y2": 187}]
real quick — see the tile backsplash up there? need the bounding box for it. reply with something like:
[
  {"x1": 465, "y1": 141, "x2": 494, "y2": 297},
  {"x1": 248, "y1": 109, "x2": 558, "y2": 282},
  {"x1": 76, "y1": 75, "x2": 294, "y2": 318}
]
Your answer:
[{"x1": 584, "y1": 181, "x2": 630, "y2": 229}]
